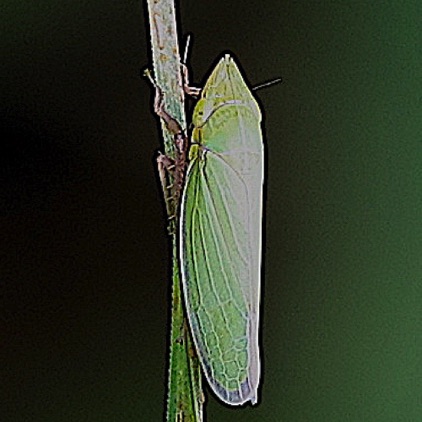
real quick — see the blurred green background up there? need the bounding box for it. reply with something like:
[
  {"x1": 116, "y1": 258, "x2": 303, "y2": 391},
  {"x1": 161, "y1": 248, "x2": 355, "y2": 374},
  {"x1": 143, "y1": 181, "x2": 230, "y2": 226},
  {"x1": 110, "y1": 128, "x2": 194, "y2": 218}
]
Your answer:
[{"x1": 1, "y1": 1, "x2": 421, "y2": 421}]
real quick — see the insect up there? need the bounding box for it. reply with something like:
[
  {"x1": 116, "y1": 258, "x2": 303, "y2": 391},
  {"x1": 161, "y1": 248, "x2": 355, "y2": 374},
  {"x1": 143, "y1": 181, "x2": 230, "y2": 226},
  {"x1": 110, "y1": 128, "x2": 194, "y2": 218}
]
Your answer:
[
  {"x1": 148, "y1": 53, "x2": 264, "y2": 406},
  {"x1": 180, "y1": 54, "x2": 263, "y2": 406}
]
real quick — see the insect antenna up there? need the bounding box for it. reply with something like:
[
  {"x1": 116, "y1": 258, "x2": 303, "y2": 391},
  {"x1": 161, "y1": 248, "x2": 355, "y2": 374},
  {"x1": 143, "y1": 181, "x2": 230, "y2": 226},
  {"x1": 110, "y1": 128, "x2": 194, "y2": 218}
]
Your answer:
[
  {"x1": 182, "y1": 33, "x2": 192, "y2": 65},
  {"x1": 252, "y1": 77, "x2": 282, "y2": 91}
]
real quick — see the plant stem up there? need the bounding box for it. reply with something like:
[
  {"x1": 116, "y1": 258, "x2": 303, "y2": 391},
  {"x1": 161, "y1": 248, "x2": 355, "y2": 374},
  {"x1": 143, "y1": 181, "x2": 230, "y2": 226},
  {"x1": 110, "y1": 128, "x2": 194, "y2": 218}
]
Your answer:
[{"x1": 145, "y1": 1, "x2": 203, "y2": 421}]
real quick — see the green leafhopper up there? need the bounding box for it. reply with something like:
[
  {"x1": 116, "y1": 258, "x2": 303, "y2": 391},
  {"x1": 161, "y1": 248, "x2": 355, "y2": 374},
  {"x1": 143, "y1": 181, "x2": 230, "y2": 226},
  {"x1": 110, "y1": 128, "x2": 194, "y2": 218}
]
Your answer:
[{"x1": 180, "y1": 54, "x2": 264, "y2": 406}]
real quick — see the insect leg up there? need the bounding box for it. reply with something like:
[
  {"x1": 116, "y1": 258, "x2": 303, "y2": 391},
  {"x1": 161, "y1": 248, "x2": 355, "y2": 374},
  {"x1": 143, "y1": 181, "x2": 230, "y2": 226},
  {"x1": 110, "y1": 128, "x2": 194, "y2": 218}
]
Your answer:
[
  {"x1": 144, "y1": 68, "x2": 189, "y2": 230},
  {"x1": 144, "y1": 67, "x2": 189, "y2": 138},
  {"x1": 156, "y1": 152, "x2": 178, "y2": 234},
  {"x1": 153, "y1": 84, "x2": 188, "y2": 197},
  {"x1": 156, "y1": 152, "x2": 175, "y2": 211},
  {"x1": 153, "y1": 85, "x2": 185, "y2": 136},
  {"x1": 181, "y1": 63, "x2": 201, "y2": 97},
  {"x1": 180, "y1": 33, "x2": 201, "y2": 97},
  {"x1": 150, "y1": 83, "x2": 189, "y2": 233}
]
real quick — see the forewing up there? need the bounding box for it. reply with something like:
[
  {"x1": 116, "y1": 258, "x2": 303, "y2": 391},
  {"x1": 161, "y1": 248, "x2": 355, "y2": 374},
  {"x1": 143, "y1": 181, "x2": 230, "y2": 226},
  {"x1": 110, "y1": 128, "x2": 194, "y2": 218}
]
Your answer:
[{"x1": 180, "y1": 145, "x2": 262, "y2": 405}]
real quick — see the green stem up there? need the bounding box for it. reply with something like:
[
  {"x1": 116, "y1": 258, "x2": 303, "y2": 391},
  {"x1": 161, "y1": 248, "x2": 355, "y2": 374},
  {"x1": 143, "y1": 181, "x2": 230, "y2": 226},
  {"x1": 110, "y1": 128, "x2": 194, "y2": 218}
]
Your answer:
[{"x1": 144, "y1": 1, "x2": 203, "y2": 421}]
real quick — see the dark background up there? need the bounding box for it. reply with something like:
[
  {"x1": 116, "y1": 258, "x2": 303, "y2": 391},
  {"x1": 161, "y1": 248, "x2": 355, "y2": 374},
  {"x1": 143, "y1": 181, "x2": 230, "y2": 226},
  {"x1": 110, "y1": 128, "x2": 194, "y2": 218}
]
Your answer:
[{"x1": 1, "y1": 1, "x2": 421, "y2": 421}]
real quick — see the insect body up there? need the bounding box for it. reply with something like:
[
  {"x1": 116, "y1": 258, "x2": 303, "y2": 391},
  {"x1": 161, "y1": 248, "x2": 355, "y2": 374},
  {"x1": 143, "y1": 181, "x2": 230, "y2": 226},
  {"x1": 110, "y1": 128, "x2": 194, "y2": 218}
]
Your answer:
[{"x1": 180, "y1": 54, "x2": 264, "y2": 405}]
